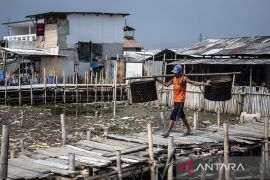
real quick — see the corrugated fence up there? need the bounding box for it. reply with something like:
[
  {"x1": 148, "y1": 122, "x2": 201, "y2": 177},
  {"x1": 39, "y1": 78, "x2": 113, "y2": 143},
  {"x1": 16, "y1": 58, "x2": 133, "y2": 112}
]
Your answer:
[{"x1": 156, "y1": 84, "x2": 270, "y2": 116}]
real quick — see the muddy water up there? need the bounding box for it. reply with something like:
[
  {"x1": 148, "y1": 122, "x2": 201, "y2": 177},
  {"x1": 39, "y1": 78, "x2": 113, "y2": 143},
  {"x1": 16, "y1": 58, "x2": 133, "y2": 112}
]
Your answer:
[{"x1": 0, "y1": 103, "x2": 238, "y2": 152}]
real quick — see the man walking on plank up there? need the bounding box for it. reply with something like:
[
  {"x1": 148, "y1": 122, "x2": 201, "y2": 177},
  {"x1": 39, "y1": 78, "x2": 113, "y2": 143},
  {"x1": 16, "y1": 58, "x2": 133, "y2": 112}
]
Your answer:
[{"x1": 155, "y1": 64, "x2": 211, "y2": 137}]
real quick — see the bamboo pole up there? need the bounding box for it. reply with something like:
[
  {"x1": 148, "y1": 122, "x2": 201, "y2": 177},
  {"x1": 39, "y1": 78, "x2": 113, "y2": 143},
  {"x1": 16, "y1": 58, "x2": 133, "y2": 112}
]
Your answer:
[
  {"x1": 101, "y1": 69, "x2": 104, "y2": 103},
  {"x1": 61, "y1": 114, "x2": 66, "y2": 145},
  {"x1": 193, "y1": 111, "x2": 198, "y2": 130},
  {"x1": 0, "y1": 125, "x2": 9, "y2": 179},
  {"x1": 30, "y1": 76, "x2": 33, "y2": 105},
  {"x1": 124, "y1": 72, "x2": 242, "y2": 80},
  {"x1": 63, "y1": 71, "x2": 66, "y2": 104},
  {"x1": 167, "y1": 136, "x2": 174, "y2": 180},
  {"x1": 116, "y1": 150, "x2": 122, "y2": 180},
  {"x1": 223, "y1": 123, "x2": 229, "y2": 180},
  {"x1": 113, "y1": 61, "x2": 117, "y2": 119},
  {"x1": 44, "y1": 68, "x2": 47, "y2": 105},
  {"x1": 147, "y1": 123, "x2": 155, "y2": 180},
  {"x1": 54, "y1": 75, "x2": 58, "y2": 104},
  {"x1": 217, "y1": 108, "x2": 221, "y2": 128},
  {"x1": 87, "y1": 71, "x2": 89, "y2": 103},
  {"x1": 264, "y1": 116, "x2": 269, "y2": 173},
  {"x1": 3, "y1": 51, "x2": 7, "y2": 106},
  {"x1": 76, "y1": 73, "x2": 78, "y2": 104},
  {"x1": 95, "y1": 72, "x2": 97, "y2": 103},
  {"x1": 19, "y1": 59, "x2": 22, "y2": 105}
]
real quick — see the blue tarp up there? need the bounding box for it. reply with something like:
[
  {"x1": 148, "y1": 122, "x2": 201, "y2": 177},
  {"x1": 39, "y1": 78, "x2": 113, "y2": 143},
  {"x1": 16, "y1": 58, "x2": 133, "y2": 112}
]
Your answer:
[
  {"x1": 90, "y1": 63, "x2": 103, "y2": 70},
  {"x1": 0, "y1": 69, "x2": 5, "y2": 81}
]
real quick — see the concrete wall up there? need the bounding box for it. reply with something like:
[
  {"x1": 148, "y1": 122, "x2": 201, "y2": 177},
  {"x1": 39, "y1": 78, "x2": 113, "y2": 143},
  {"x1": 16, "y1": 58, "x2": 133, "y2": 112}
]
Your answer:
[
  {"x1": 102, "y1": 43, "x2": 123, "y2": 59},
  {"x1": 66, "y1": 14, "x2": 124, "y2": 48}
]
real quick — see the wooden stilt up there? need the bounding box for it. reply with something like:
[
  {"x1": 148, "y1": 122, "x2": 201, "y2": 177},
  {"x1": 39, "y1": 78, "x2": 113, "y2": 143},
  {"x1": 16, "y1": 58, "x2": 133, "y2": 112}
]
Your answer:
[
  {"x1": 95, "y1": 72, "x2": 97, "y2": 103},
  {"x1": 147, "y1": 123, "x2": 155, "y2": 180},
  {"x1": 44, "y1": 68, "x2": 47, "y2": 105},
  {"x1": 0, "y1": 125, "x2": 10, "y2": 179},
  {"x1": 19, "y1": 60, "x2": 22, "y2": 105},
  {"x1": 113, "y1": 62, "x2": 117, "y2": 119},
  {"x1": 116, "y1": 150, "x2": 122, "y2": 180},
  {"x1": 76, "y1": 73, "x2": 78, "y2": 104},
  {"x1": 217, "y1": 108, "x2": 221, "y2": 128},
  {"x1": 264, "y1": 116, "x2": 269, "y2": 173},
  {"x1": 68, "y1": 153, "x2": 75, "y2": 171},
  {"x1": 167, "y1": 136, "x2": 174, "y2": 180},
  {"x1": 61, "y1": 114, "x2": 66, "y2": 145},
  {"x1": 54, "y1": 75, "x2": 58, "y2": 104},
  {"x1": 223, "y1": 123, "x2": 229, "y2": 180},
  {"x1": 86, "y1": 71, "x2": 89, "y2": 103},
  {"x1": 63, "y1": 71, "x2": 66, "y2": 104},
  {"x1": 193, "y1": 111, "x2": 198, "y2": 130}
]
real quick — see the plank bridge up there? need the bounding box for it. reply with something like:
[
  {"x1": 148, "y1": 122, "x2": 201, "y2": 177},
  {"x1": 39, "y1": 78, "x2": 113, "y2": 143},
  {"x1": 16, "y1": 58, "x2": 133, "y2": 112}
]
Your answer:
[{"x1": 5, "y1": 120, "x2": 270, "y2": 179}]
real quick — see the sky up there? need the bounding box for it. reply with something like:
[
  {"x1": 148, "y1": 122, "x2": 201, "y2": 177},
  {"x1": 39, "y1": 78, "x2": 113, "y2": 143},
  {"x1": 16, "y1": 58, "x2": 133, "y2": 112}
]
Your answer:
[{"x1": 0, "y1": 0, "x2": 270, "y2": 49}]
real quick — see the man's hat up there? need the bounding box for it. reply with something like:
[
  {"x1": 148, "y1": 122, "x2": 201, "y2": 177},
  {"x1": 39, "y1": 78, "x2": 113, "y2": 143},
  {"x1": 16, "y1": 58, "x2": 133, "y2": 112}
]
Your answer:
[{"x1": 171, "y1": 64, "x2": 183, "y2": 74}]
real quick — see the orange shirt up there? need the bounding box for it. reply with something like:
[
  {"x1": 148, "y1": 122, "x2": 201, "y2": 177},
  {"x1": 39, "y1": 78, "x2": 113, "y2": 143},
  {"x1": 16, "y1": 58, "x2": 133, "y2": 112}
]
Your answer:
[{"x1": 173, "y1": 76, "x2": 186, "y2": 102}]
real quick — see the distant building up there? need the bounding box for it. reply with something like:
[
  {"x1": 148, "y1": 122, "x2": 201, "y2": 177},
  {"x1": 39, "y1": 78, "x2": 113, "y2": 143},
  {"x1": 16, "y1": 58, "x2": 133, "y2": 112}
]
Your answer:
[
  {"x1": 1, "y1": 11, "x2": 129, "y2": 83},
  {"x1": 123, "y1": 25, "x2": 142, "y2": 52}
]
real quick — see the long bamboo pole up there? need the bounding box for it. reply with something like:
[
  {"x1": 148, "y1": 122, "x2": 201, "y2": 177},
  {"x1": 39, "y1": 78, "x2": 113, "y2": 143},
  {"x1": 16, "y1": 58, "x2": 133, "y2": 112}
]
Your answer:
[{"x1": 124, "y1": 72, "x2": 241, "y2": 80}]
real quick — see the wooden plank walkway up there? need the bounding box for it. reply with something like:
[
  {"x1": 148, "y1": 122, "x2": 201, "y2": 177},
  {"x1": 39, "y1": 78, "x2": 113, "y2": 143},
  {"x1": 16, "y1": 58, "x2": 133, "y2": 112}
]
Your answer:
[{"x1": 7, "y1": 120, "x2": 269, "y2": 179}]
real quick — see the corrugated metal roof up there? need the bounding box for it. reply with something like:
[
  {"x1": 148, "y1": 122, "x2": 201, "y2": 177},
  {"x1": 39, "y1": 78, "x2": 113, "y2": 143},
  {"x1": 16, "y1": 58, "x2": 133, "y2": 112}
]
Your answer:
[
  {"x1": 0, "y1": 48, "x2": 67, "y2": 57},
  {"x1": 26, "y1": 12, "x2": 129, "y2": 18},
  {"x1": 169, "y1": 58, "x2": 270, "y2": 65},
  {"x1": 177, "y1": 36, "x2": 270, "y2": 56},
  {"x1": 124, "y1": 38, "x2": 143, "y2": 49}
]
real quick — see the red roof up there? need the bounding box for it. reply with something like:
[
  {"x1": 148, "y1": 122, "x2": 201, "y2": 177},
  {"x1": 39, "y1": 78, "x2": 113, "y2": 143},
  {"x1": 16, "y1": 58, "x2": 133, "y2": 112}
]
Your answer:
[{"x1": 124, "y1": 38, "x2": 143, "y2": 49}]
